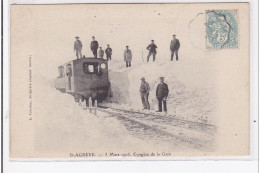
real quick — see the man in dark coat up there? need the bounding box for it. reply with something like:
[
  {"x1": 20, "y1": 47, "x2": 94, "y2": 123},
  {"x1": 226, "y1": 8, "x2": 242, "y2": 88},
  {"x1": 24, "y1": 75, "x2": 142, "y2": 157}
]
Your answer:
[
  {"x1": 90, "y1": 36, "x2": 99, "y2": 58},
  {"x1": 139, "y1": 77, "x2": 150, "y2": 110},
  {"x1": 74, "y1": 36, "x2": 82, "y2": 59},
  {"x1": 146, "y1": 40, "x2": 158, "y2": 62},
  {"x1": 105, "y1": 44, "x2": 112, "y2": 61},
  {"x1": 170, "y1": 34, "x2": 180, "y2": 61},
  {"x1": 156, "y1": 77, "x2": 169, "y2": 112}
]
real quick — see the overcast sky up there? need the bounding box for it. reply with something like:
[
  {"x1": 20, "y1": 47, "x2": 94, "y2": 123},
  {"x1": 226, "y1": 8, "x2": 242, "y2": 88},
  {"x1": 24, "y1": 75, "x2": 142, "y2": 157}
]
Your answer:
[{"x1": 12, "y1": 4, "x2": 208, "y2": 79}]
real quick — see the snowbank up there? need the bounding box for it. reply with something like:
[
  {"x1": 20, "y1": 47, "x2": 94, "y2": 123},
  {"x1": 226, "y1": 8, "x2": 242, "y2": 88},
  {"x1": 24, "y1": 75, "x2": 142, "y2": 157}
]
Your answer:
[
  {"x1": 33, "y1": 78, "x2": 153, "y2": 157},
  {"x1": 108, "y1": 58, "x2": 217, "y2": 124}
]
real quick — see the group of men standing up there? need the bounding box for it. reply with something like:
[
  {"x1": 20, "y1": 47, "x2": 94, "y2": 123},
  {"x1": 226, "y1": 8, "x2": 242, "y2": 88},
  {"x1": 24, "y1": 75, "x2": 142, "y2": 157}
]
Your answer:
[
  {"x1": 74, "y1": 36, "x2": 113, "y2": 61},
  {"x1": 74, "y1": 35, "x2": 178, "y2": 112},
  {"x1": 140, "y1": 77, "x2": 169, "y2": 112},
  {"x1": 145, "y1": 34, "x2": 180, "y2": 62},
  {"x1": 74, "y1": 34, "x2": 180, "y2": 67},
  {"x1": 123, "y1": 34, "x2": 180, "y2": 68}
]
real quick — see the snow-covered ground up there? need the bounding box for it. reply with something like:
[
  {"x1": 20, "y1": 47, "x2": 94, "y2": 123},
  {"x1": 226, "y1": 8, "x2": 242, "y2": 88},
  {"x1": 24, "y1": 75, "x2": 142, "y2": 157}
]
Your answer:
[
  {"x1": 108, "y1": 57, "x2": 217, "y2": 124},
  {"x1": 34, "y1": 79, "x2": 149, "y2": 157},
  {"x1": 30, "y1": 46, "x2": 218, "y2": 158},
  {"x1": 33, "y1": 77, "x2": 206, "y2": 158},
  {"x1": 32, "y1": 54, "x2": 217, "y2": 157}
]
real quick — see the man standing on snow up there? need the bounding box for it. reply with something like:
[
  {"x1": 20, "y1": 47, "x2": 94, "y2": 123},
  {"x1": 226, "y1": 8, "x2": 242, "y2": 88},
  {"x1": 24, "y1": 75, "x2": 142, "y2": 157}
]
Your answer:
[
  {"x1": 98, "y1": 47, "x2": 104, "y2": 59},
  {"x1": 90, "y1": 36, "x2": 99, "y2": 58},
  {"x1": 139, "y1": 77, "x2": 150, "y2": 110},
  {"x1": 170, "y1": 34, "x2": 180, "y2": 61},
  {"x1": 105, "y1": 44, "x2": 112, "y2": 61},
  {"x1": 146, "y1": 40, "x2": 158, "y2": 62},
  {"x1": 156, "y1": 77, "x2": 169, "y2": 112},
  {"x1": 74, "y1": 36, "x2": 82, "y2": 59},
  {"x1": 124, "y1": 46, "x2": 132, "y2": 68}
]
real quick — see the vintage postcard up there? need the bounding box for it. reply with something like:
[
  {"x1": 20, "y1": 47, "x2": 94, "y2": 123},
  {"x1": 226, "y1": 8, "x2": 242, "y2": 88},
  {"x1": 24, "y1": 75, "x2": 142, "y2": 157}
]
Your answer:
[{"x1": 10, "y1": 3, "x2": 250, "y2": 159}]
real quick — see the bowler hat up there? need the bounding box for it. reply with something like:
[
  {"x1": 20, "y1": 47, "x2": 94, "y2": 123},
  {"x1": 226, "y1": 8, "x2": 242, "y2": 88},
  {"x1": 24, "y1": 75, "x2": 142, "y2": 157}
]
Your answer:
[
  {"x1": 107, "y1": 44, "x2": 110, "y2": 46},
  {"x1": 75, "y1": 36, "x2": 79, "y2": 38},
  {"x1": 141, "y1": 77, "x2": 145, "y2": 80},
  {"x1": 173, "y1": 34, "x2": 176, "y2": 36},
  {"x1": 126, "y1": 46, "x2": 129, "y2": 47},
  {"x1": 151, "y1": 40, "x2": 154, "y2": 41},
  {"x1": 92, "y1": 36, "x2": 95, "y2": 38},
  {"x1": 160, "y1": 77, "x2": 164, "y2": 79}
]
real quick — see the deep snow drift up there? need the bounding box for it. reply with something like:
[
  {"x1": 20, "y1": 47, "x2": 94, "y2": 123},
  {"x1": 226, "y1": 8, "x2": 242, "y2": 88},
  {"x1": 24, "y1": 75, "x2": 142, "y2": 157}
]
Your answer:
[
  {"x1": 32, "y1": 55, "x2": 217, "y2": 157},
  {"x1": 108, "y1": 57, "x2": 217, "y2": 124},
  {"x1": 34, "y1": 78, "x2": 154, "y2": 157},
  {"x1": 33, "y1": 76, "x2": 201, "y2": 158}
]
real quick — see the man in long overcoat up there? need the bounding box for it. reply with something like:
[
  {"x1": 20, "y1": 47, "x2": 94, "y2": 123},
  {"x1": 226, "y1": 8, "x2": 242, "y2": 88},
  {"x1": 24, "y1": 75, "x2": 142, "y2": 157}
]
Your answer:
[
  {"x1": 90, "y1": 36, "x2": 99, "y2": 58},
  {"x1": 124, "y1": 46, "x2": 132, "y2": 67},
  {"x1": 139, "y1": 77, "x2": 150, "y2": 110},
  {"x1": 156, "y1": 77, "x2": 169, "y2": 112},
  {"x1": 74, "y1": 36, "x2": 82, "y2": 59},
  {"x1": 170, "y1": 34, "x2": 180, "y2": 61}
]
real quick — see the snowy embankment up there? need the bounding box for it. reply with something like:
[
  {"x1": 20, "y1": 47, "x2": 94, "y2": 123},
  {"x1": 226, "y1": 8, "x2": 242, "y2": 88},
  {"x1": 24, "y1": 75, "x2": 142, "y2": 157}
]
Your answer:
[
  {"x1": 31, "y1": 57, "x2": 216, "y2": 156},
  {"x1": 108, "y1": 58, "x2": 217, "y2": 124},
  {"x1": 33, "y1": 78, "x2": 153, "y2": 156}
]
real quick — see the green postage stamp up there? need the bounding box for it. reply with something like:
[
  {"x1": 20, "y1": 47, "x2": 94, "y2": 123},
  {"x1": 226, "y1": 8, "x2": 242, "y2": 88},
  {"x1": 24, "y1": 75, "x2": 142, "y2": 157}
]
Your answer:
[{"x1": 206, "y1": 10, "x2": 238, "y2": 49}]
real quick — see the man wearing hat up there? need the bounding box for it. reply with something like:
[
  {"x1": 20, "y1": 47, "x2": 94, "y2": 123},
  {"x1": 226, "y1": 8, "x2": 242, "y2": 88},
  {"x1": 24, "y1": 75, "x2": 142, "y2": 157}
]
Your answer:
[
  {"x1": 146, "y1": 40, "x2": 158, "y2": 62},
  {"x1": 156, "y1": 77, "x2": 169, "y2": 112},
  {"x1": 170, "y1": 34, "x2": 180, "y2": 61},
  {"x1": 98, "y1": 47, "x2": 104, "y2": 59},
  {"x1": 124, "y1": 46, "x2": 132, "y2": 67},
  {"x1": 105, "y1": 44, "x2": 112, "y2": 61},
  {"x1": 139, "y1": 77, "x2": 150, "y2": 110},
  {"x1": 74, "y1": 36, "x2": 82, "y2": 59},
  {"x1": 90, "y1": 36, "x2": 99, "y2": 58}
]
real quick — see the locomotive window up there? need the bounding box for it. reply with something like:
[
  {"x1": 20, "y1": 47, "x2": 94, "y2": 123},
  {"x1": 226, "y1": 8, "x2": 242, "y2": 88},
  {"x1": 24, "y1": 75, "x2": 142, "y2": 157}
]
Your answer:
[
  {"x1": 58, "y1": 66, "x2": 64, "y2": 77},
  {"x1": 83, "y1": 62, "x2": 100, "y2": 74},
  {"x1": 66, "y1": 64, "x2": 72, "y2": 77},
  {"x1": 100, "y1": 63, "x2": 106, "y2": 69},
  {"x1": 88, "y1": 65, "x2": 94, "y2": 72}
]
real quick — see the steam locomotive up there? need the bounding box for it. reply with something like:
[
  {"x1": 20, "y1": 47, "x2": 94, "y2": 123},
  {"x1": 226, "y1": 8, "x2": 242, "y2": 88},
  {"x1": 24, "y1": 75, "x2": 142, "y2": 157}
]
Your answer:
[{"x1": 55, "y1": 57, "x2": 111, "y2": 103}]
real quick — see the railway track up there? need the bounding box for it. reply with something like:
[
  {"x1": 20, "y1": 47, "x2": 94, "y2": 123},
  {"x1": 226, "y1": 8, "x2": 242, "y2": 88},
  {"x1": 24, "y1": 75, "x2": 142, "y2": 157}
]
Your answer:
[
  {"x1": 87, "y1": 105, "x2": 217, "y2": 150},
  {"x1": 98, "y1": 105, "x2": 216, "y2": 132}
]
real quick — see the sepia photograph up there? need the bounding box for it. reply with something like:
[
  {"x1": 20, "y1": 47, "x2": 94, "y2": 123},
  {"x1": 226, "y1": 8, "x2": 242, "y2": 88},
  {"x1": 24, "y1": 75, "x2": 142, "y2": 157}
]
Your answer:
[{"x1": 9, "y1": 3, "x2": 250, "y2": 159}]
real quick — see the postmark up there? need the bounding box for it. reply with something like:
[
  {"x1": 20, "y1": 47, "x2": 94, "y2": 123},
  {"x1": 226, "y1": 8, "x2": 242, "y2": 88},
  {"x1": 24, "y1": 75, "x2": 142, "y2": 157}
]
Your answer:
[{"x1": 206, "y1": 10, "x2": 238, "y2": 49}]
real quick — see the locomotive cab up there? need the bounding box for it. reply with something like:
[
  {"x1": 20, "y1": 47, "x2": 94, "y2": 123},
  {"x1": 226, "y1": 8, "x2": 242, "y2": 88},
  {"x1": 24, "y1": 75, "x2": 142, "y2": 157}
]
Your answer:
[{"x1": 55, "y1": 57, "x2": 111, "y2": 103}]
